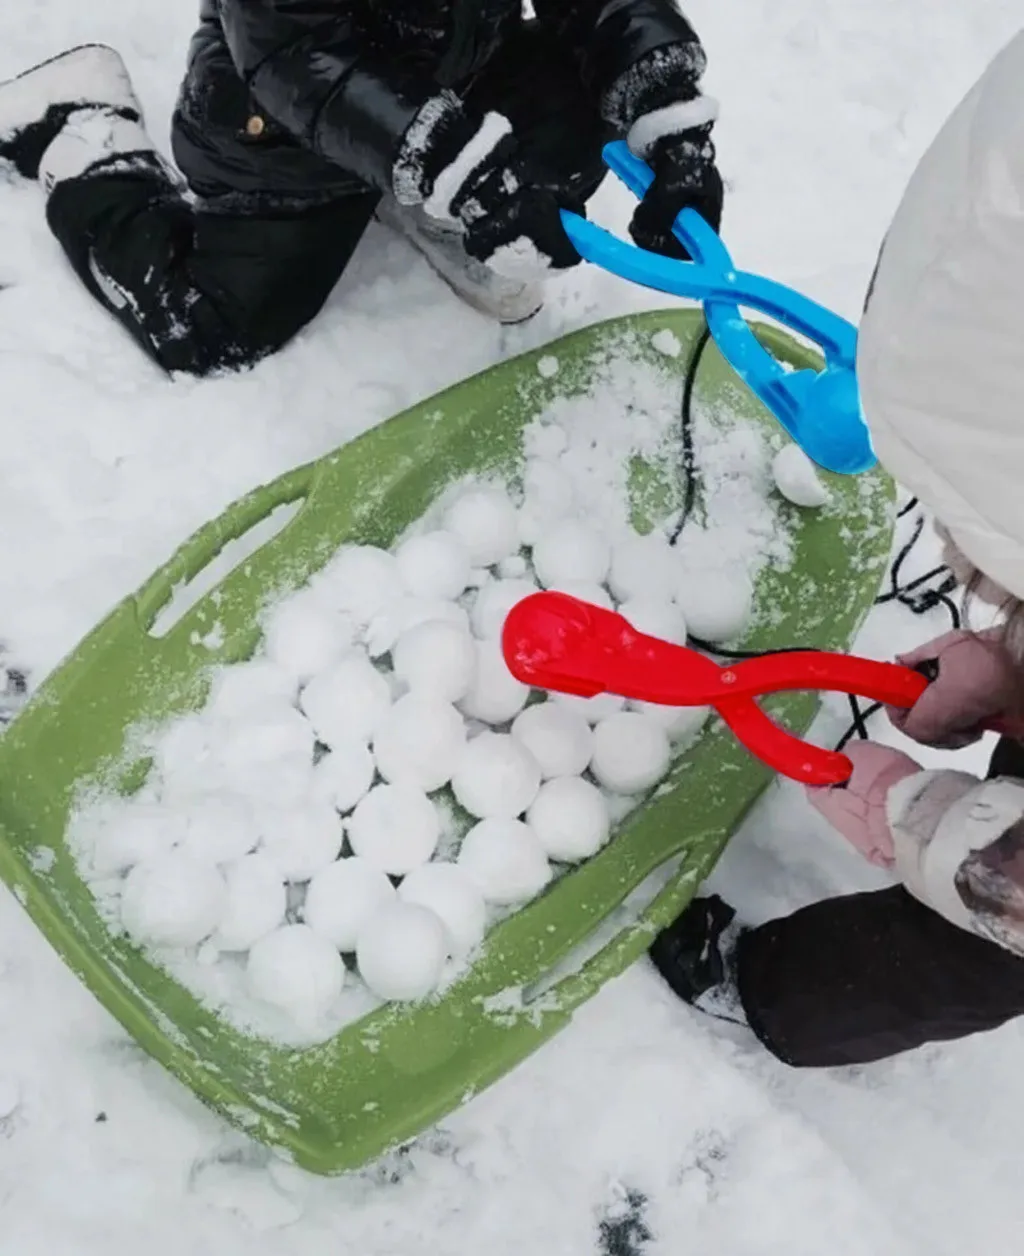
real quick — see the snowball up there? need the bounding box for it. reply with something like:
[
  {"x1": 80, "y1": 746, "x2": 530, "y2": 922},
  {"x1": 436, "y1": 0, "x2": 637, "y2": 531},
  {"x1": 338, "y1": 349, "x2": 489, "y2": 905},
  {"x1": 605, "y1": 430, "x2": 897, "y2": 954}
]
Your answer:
[
  {"x1": 608, "y1": 533, "x2": 681, "y2": 604},
  {"x1": 498, "y1": 555, "x2": 528, "y2": 579},
  {"x1": 304, "y1": 856, "x2": 396, "y2": 951},
  {"x1": 442, "y1": 487, "x2": 520, "y2": 566},
  {"x1": 211, "y1": 853, "x2": 287, "y2": 952},
  {"x1": 531, "y1": 520, "x2": 610, "y2": 589},
  {"x1": 121, "y1": 851, "x2": 226, "y2": 948},
  {"x1": 206, "y1": 659, "x2": 296, "y2": 721},
  {"x1": 451, "y1": 731, "x2": 541, "y2": 820},
  {"x1": 651, "y1": 328, "x2": 682, "y2": 358},
  {"x1": 517, "y1": 503, "x2": 547, "y2": 548},
  {"x1": 552, "y1": 690, "x2": 627, "y2": 725},
  {"x1": 398, "y1": 862, "x2": 486, "y2": 958},
  {"x1": 312, "y1": 545, "x2": 406, "y2": 624},
  {"x1": 469, "y1": 577, "x2": 539, "y2": 639},
  {"x1": 527, "y1": 777, "x2": 611, "y2": 862},
  {"x1": 262, "y1": 592, "x2": 353, "y2": 682},
  {"x1": 356, "y1": 902, "x2": 446, "y2": 1002},
  {"x1": 549, "y1": 581, "x2": 614, "y2": 610},
  {"x1": 392, "y1": 620, "x2": 476, "y2": 704},
  {"x1": 772, "y1": 444, "x2": 831, "y2": 508},
  {"x1": 257, "y1": 804, "x2": 343, "y2": 882},
  {"x1": 152, "y1": 714, "x2": 218, "y2": 796},
  {"x1": 394, "y1": 530, "x2": 472, "y2": 600},
  {"x1": 246, "y1": 925, "x2": 345, "y2": 1027},
  {"x1": 590, "y1": 712, "x2": 672, "y2": 795},
  {"x1": 630, "y1": 700, "x2": 711, "y2": 743},
  {"x1": 522, "y1": 459, "x2": 574, "y2": 515},
  {"x1": 523, "y1": 421, "x2": 568, "y2": 459},
  {"x1": 511, "y1": 702, "x2": 593, "y2": 779},
  {"x1": 87, "y1": 801, "x2": 178, "y2": 878},
  {"x1": 618, "y1": 598, "x2": 687, "y2": 645},
  {"x1": 311, "y1": 739, "x2": 376, "y2": 814},
  {"x1": 364, "y1": 596, "x2": 469, "y2": 658},
  {"x1": 457, "y1": 819, "x2": 552, "y2": 905},
  {"x1": 217, "y1": 705, "x2": 315, "y2": 804},
  {"x1": 458, "y1": 638, "x2": 530, "y2": 724},
  {"x1": 676, "y1": 571, "x2": 753, "y2": 643},
  {"x1": 177, "y1": 796, "x2": 260, "y2": 864},
  {"x1": 347, "y1": 784, "x2": 441, "y2": 875},
  {"x1": 299, "y1": 653, "x2": 391, "y2": 745},
  {"x1": 372, "y1": 694, "x2": 466, "y2": 792}
]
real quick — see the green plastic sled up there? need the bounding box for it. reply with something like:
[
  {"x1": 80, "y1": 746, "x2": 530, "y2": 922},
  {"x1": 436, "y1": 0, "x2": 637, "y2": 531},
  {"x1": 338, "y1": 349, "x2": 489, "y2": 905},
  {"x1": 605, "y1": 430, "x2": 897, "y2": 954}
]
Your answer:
[{"x1": 0, "y1": 310, "x2": 893, "y2": 1174}]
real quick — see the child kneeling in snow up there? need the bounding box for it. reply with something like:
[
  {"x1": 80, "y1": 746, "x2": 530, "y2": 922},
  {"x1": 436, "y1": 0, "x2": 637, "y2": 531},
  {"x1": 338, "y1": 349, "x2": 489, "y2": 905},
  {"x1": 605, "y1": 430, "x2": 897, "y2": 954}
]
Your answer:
[
  {"x1": 0, "y1": 2, "x2": 722, "y2": 375},
  {"x1": 652, "y1": 30, "x2": 1024, "y2": 1067}
]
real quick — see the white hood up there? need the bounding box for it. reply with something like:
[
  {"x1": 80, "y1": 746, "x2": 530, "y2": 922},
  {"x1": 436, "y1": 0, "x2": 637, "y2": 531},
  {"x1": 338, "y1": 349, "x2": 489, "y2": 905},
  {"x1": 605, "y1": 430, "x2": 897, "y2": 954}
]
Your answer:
[{"x1": 857, "y1": 29, "x2": 1024, "y2": 600}]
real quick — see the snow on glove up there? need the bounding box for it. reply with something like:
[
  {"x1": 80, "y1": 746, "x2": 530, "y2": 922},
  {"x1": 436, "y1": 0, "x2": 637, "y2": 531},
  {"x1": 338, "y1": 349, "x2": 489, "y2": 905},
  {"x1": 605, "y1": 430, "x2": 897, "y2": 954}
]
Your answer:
[
  {"x1": 805, "y1": 740, "x2": 922, "y2": 867},
  {"x1": 628, "y1": 101, "x2": 724, "y2": 260},
  {"x1": 391, "y1": 90, "x2": 580, "y2": 281},
  {"x1": 886, "y1": 629, "x2": 1024, "y2": 750}
]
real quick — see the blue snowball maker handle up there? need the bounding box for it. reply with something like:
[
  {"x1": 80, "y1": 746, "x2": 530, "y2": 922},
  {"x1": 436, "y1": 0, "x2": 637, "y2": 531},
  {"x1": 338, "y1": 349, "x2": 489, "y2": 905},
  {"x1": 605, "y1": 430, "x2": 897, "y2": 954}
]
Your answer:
[{"x1": 561, "y1": 141, "x2": 876, "y2": 476}]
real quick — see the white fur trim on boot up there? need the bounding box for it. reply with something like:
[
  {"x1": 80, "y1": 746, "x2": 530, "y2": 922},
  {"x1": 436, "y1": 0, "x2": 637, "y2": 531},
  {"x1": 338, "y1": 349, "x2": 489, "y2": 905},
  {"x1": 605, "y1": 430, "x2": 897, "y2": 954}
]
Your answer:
[
  {"x1": 375, "y1": 194, "x2": 543, "y2": 325},
  {"x1": 0, "y1": 45, "x2": 138, "y2": 142},
  {"x1": 39, "y1": 109, "x2": 155, "y2": 193}
]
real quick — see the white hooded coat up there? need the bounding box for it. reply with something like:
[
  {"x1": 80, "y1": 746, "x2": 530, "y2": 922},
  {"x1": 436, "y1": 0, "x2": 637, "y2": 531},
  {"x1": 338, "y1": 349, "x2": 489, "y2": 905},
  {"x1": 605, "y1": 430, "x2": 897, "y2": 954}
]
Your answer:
[{"x1": 857, "y1": 31, "x2": 1024, "y2": 956}]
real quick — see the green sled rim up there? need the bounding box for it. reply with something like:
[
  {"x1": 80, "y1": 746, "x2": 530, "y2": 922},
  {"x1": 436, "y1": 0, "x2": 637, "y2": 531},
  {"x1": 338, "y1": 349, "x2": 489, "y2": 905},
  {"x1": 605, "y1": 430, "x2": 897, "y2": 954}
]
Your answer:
[{"x1": 0, "y1": 309, "x2": 894, "y2": 1173}]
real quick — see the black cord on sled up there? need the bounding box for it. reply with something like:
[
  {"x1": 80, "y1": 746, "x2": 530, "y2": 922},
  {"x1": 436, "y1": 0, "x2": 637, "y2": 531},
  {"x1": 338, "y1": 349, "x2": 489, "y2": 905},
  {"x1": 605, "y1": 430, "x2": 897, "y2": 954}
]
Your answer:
[{"x1": 668, "y1": 316, "x2": 961, "y2": 753}]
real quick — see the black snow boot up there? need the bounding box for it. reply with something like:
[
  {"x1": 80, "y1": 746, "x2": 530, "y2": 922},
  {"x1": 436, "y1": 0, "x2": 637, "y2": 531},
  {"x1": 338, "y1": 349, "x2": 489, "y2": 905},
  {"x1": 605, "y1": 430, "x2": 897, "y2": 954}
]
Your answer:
[
  {"x1": 0, "y1": 45, "x2": 141, "y2": 180},
  {"x1": 649, "y1": 895, "x2": 744, "y2": 1019}
]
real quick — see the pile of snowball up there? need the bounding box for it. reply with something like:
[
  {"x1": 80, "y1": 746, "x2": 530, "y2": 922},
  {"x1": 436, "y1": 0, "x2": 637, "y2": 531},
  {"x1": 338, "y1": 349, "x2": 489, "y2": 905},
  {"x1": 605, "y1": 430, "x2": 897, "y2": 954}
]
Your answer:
[{"x1": 70, "y1": 432, "x2": 828, "y2": 1041}]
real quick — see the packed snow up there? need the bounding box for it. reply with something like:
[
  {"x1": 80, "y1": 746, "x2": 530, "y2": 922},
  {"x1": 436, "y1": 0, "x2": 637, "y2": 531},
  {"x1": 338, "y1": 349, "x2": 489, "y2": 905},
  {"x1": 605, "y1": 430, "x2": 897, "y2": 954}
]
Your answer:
[{"x1": 0, "y1": 2, "x2": 1020, "y2": 1253}]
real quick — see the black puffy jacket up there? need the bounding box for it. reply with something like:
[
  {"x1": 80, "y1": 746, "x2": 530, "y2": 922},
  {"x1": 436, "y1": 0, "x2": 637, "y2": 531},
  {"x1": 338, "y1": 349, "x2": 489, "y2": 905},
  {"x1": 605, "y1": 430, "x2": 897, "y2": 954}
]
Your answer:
[{"x1": 172, "y1": 0, "x2": 703, "y2": 200}]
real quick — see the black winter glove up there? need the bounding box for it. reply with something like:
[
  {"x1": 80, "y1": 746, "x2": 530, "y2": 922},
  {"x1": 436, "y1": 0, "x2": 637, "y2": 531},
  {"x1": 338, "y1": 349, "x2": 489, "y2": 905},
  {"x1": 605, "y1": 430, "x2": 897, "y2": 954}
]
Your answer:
[
  {"x1": 392, "y1": 91, "x2": 581, "y2": 280},
  {"x1": 630, "y1": 123, "x2": 724, "y2": 260}
]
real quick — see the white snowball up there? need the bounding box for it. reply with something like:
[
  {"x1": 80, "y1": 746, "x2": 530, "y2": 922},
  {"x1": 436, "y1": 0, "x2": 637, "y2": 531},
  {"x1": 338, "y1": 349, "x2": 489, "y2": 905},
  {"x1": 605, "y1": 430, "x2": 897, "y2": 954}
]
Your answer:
[
  {"x1": 211, "y1": 853, "x2": 287, "y2": 952},
  {"x1": 773, "y1": 444, "x2": 831, "y2": 508},
  {"x1": 549, "y1": 581, "x2": 614, "y2": 610},
  {"x1": 246, "y1": 924, "x2": 345, "y2": 1027},
  {"x1": 527, "y1": 777, "x2": 611, "y2": 862},
  {"x1": 372, "y1": 694, "x2": 466, "y2": 792},
  {"x1": 590, "y1": 712, "x2": 672, "y2": 794},
  {"x1": 451, "y1": 731, "x2": 541, "y2": 820},
  {"x1": 392, "y1": 620, "x2": 477, "y2": 704},
  {"x1": 618, "y1": 598, "x2": 687, "y2": 645},
  {"x1": 364, "y1": 595, "x2": 470, "y2": 659},
  {"x1": 258, "y1": 803, "x2": 343, "y2": 881},
  {"x1": 356, "y1": 902, "x2": 446, "y2": 1002},
  {"x1": 443, "y1": 486, "x2": 520, "y2": 567},
  {"x1": 608, "y1": 533, "x2": 680, "y2": 603},
  {"x1": 630, "y1": 700, "x2": 711, "y2": 743},
  {"x1": 469, "y1": 577, "x2": 539, "y2": 639},
  {"x1": 524, "y1": 419, "x2": 567, "y2": 457},
  {"x1": 552, "y1": 690, "x2": 627, "y2": 725},
  {"x1": 153, "y1": 714, "x2": 219, "y2": 796},
  {"x1": 511, "y1": 702, "x2": 593, "y2": 779},
  {"x1": 394, "y1": 531, "x2": 472, "y2": 600},
  {"x1": 177, "y1": 796, "x2": 260, "y2": 864},
  {"x1": 398, "y1": 862, "x2": 486, "y2": 958},
  {"x1": 263, "y1": 592, "x2": 353, "y2": 683},
  {"x1": 88, "y1": 801, "x2": 178, "y2": 877},
  {"x1": 347, "y1": 784, "x2": 441, "y2": 875},
  {"x1": 300, "y1": 653, "x2": 391, "y2": 745},
  {"x1": 458, "y1": 637, "x2": 530, "y2": 724},
  {"x1": 517, "y1": 503, "x2": 547, "y2": 548},
  {"x1": 304, "y1": 856, "x2": 396, "y2": 951},
  {"x1": 457, "y1": 819, "x2": 552, "y2": 905},
  {"x1": 498, "y1": 555, "x2": 528, "y2": 579},
  {"x1": 522, "y1": 458, "x2": 575, "y2": 515},
  {"x1": 206, "y1": 659, "x2": 296, "y2": 721},
  {"x1": 216, "y1": 705, "x2": 315, "y2": 804},
  {"x1": 121, "y1": 851, "x2": 226, "y2": 948},
  {"x1": 676, "y1": 571, "x2": 753, "y2": 643},
  {"x1": 531, "y1": 520, "x2": 611, "y2": 589},
  {"x1": 312, "y1": 545, "x2": 406, "y2": 624},
  {"x1": 311, "y1": 739, "x2": 376, "y2": 813}
]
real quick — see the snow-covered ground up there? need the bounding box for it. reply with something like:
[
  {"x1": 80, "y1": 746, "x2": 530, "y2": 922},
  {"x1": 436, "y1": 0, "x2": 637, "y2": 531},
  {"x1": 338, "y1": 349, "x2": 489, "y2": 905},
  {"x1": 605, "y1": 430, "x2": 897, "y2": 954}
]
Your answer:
[{"x1": 0, "y1": 2, "x2": 1022, "y2": 1253}]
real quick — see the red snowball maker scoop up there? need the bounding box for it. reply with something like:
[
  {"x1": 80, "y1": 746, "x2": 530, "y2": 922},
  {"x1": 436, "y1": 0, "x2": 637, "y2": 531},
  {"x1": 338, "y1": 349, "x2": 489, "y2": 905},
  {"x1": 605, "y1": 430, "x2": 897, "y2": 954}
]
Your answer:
[{"x1": 501, "y1": 592, "x2": 930, "y2": 787}]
